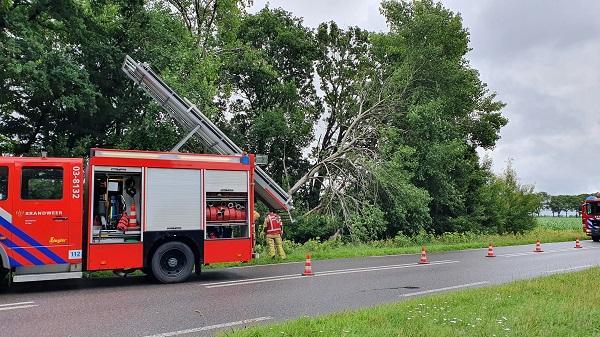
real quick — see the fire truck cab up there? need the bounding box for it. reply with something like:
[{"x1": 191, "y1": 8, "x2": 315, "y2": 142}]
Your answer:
[
  {"x1": 581, "y1": 196, "x2": 600, "y2": 242},
  {"x1": 0, "y1": 148, "x2": 256, "y2": 284}
]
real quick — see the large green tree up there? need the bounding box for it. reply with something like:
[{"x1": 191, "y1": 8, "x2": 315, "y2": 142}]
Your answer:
[
  {"x1": 0, "y1": 0, "x2": 217, "y2": 156},
  {"x1": 219, "y1": 7, "x2": 321, "y2": 189},
  {"x1": 375, "y1": 0, "x2": 507, "y2": 233}
]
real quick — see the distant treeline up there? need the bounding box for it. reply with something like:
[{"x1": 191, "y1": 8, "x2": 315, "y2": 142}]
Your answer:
[{"x1": 538, "y1": 193, "x2": 592, "y2": 217}]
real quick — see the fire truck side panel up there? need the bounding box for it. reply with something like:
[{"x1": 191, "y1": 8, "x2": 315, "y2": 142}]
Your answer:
[
  {"x1": 87, "y1": 243, "x2": 143, "y2": 270},
  {"x1": 204, "y1": 170, "x2": 248, "y2": 192},
  {"x1": 145, "y1": 168, "x2": 202, "y2": 231},
  {"x1": 204, "y1": 239, "x2": 252, "y2": 263},
  {"x1": 0, "y1": 158, "x2": 83, "y2": 272}
]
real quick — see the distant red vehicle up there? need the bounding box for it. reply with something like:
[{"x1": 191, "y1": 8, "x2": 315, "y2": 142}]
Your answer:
[{"x1": 581, "y1": 196, "x2": 600, "y2": 242}]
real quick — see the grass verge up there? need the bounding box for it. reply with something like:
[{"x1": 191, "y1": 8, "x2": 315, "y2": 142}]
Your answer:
[
  {"x1": 210, "y1": 225, "x2": 583, "y2": 269},
  {"x1": 218, "y1": 267, "x2": 599, "y2": 337}
]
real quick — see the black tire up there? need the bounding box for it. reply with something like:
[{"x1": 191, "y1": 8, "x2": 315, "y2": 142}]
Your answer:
[
  {"x1": 593, "y1": 236, "x2": 600, "y2": 242},
  {"x1": 151, "y1": 241, "x2": 194, "y2": 284},
  {"x1": 0, "y1": 268, "x2": 9, "y2": 292}
]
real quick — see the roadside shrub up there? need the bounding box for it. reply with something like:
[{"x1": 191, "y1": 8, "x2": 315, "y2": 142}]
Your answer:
[
  {"x1": 301, "y1": 239, "x2": 322, "y2": 252},
  {"x1": 412, "y1": 229, "x2": 435, "y2": 245},
  {"x1": 436, "y1": 231, "x2": 480, "y2": 244},
  {"x1": 285, "y1": 213, "x2": 340, "y2": 243},
  {"x1": 476, "y1": 162, "x2": 542, "y2": 234},
  {"x1": 393, "y1": 233, "x2": 413, "y2": 247},
  {"x1": 282, "y1": 240, "x2": 301, "y2": 253},
  {"x1": 348, "y1": 204, "x2": 388, "y2": 242},
  {"x1": 317, "y1": 236, "x2": 344, "y2": 250}
]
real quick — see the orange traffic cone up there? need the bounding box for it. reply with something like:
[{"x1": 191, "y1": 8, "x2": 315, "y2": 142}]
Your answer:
[
  {"x1": 575, "y1": 238, "x2": 582, "y2": 249},
  {"x1": 419, "y1": 245, "x2": 429, "y2": 264},
  {"x1": 302, "y1": 254, "x2": 314, "y2": 276},
  {"x1": 486, "y1": 242, "x2": 496, "y2": 257},
  {"x1": 534, "y1": 239, "x2": 543, "y2": 253},
  {"x1": 128, "y1": 202, "x2": 138, "y2": 229}
]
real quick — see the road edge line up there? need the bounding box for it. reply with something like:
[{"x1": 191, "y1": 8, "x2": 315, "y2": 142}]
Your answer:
[
  {"x1": 142, "y1": 316, "x2": 273, "y2": 337},
  {"x1": 400, "y1": 281, "x2": 489, "y2": 297}
]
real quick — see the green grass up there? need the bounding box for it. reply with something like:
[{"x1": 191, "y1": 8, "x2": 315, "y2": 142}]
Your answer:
[
  {"x1": 535, "y1": 216, "x2": 582, "y2": 231},
  {"x1": 208, "y1": 217, "x2": 584, "y2": 268},
  {"x1": 218, "y1": 267, "x2": 600, "y2": 337}
]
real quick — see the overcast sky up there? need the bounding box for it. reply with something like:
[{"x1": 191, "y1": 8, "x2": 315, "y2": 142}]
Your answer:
[{"x1": 250, "y1": 0, "x2": 600, "y2": 195}]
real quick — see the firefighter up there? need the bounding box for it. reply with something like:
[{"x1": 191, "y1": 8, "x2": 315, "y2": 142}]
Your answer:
[{"x1": 264, "y1": 209, "x2": 286, "y2": 259}]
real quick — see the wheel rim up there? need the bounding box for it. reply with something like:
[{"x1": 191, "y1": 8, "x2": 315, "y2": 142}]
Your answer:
[{"x1": 159, "y1": 249, "x2": 187, "y2": 277}]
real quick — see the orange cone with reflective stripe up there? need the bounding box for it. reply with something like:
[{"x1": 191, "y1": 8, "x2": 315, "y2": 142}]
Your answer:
[
  {"x1": 575, "y1": 238, "x2": 582, "y2": 249},
  {"x1": 534, "y1": 239, "x2": 543, "y2": 253},
  {"x1": 302, "y1": 254, "x2": 314, "y2": 276},
  {"x1": 486, "y1": 242, "x2": 496, "y2": 257},
  {"x1": 419, "y1": 245, "x2": 429, "y2": 264},
  {"x1": 128, "y1": 203, "x2": 137, "y2": 227}
]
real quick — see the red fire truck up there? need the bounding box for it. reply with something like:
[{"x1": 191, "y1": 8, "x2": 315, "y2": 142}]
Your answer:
[
  {"x1": 581, "y1": 196, "x2": 600, "y2": 242},
  {"x1": 0, "y1": 56, "x2": 293, "y2": 286},
  {"x1": 0, "y1": 149, "x2": 263, "y2": 284}
]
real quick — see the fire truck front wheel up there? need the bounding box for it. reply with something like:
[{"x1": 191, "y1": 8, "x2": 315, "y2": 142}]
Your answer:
[
  {"x1": 0, "y1": 268, "x2": 8, "y2": 291},
  {"x1": 151, "y1": 241, "x2": 195, "y2": 284}
]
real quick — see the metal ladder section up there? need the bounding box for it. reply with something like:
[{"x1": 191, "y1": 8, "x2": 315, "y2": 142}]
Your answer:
[{"x1": 121, "y1": 55, "x2": 293, "y2": 212}]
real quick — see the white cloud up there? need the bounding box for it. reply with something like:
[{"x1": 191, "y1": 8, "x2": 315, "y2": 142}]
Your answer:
[{"x1": 251, "y1": 0, "x2": 387, "y2": 30}]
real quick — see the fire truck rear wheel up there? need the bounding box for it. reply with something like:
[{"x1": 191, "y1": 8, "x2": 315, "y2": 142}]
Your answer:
[{"x1": 151, "y1": 241, "x2": 195, "y2": 284}]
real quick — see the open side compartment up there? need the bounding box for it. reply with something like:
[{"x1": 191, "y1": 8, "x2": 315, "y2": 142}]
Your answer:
[
  {"x1": 90, "y1": 166, "x2": 142, "y2": 244},
  {"x1": 204, "y1": 170, "x2": 250, "y2": 240},
  {"x1": 87, "y1": 166, "x2": 144, "y2": 271},
  {"x1": 204, "y1": 170, "x2": 251, "y2": 264}
]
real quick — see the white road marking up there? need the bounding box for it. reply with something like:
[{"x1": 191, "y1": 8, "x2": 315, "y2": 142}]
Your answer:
[
  {"x1": 204, "y1": 260, "x2": 460, "y2": 288},
  {"x1": 400, "y1": 281, "x2": 489, "y2": 297},
  {"x1": 203, "y1": 260, "x2": 460, "y2": 286},
  {"x1": 224, "y1": 261, "x2": 303, "y2": 269},
  {"x1": 0, "y1": 301, "x2": 34, "y2": 307},
  {"x1": 142, "y1": 316, "x2": 273, "y2": 337},
  {"x1": 0, "y1": 301, "x2": 38, "y2": 312},
  {"x1": 199, "y1": 272, "x2": 309, "y2": 286},
  {"x1": 497, "y1": 246, "x2": 600, "y2": 258},
  {"x1": 370, "y1": 246, "x2": 492, "y2": 258},
  {"x1": 545, "y1": 265, "x2": 594, "y2": 274},
  {"x1": 217, "y1": 242, "x2": 596, "y2": 269}
]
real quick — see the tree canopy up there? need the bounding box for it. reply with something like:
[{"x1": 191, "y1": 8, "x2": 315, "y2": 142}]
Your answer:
[{"x1": 1, "y1": 0, "x2": 542, "y2": 241}]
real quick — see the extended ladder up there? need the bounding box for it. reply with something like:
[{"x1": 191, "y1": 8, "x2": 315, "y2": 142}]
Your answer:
[{"x1": 122, "y1": 55, "x2": 293, "y2": 211}]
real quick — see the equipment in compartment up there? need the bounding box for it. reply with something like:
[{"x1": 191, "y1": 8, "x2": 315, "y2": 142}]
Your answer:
[
  {"x1": 206, "y1": 203, "x2": 247, "y2": 222},
  {"x1": 205, "y1": 192, "x2": 249, "y2": 239},
  {"x1": 92, "y1": 169, "x2": 142, "y2": 243}
]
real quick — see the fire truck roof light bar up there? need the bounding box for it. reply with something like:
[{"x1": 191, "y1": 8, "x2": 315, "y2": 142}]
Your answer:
[{"x1": 121, "y1": 55, "x2": 293, "y2": 211}]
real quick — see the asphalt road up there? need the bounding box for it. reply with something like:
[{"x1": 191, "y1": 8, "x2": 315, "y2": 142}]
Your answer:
[{"x1": 1, "y1": 240, "x2": 599, "y2": 337}]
